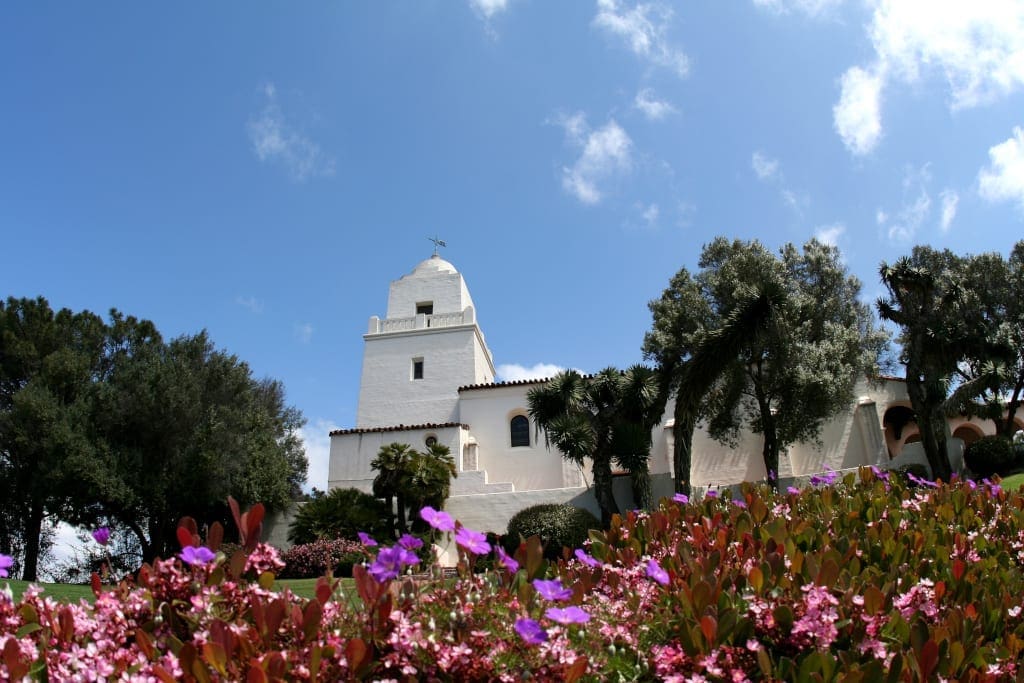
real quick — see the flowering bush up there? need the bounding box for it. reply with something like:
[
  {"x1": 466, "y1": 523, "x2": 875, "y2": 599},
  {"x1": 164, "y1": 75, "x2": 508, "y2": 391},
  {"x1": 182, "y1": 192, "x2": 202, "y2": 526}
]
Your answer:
[
  {"x1": 279, "y1": 538, "x2": 369, "y2": 579},
  {"x1": 3, "y1": 472, "x2": 1024, "y2": 679}
]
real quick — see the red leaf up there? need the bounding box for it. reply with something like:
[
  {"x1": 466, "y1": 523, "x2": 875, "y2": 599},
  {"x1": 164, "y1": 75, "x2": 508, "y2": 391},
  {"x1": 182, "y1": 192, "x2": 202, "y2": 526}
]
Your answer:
[
  {"x1": 952, "y1": 558, "x2": 966, "y2": 581},
  {"x1": 177, "y1": 526, "x2": 197, "y2": 550},
  {"x1": 247, "y1": 664, "x2": 268, "y2": 683},
  {"x1": 3, "y1": 638, "x2": 29, "y2": 680},
  {"x1": 135, "y1": 628, "x2": 155, "y2": 660},
  {"x1": 565, "y1": 655, "x2": 588, "y2": 683},
  {"x1": 207, "y1": 521, "x2": 224, "y2": 552},
  {"x1": 315, "y1": 576, "x2": 333, "y2": 605},
  {"x1": 700, "y1": 615, "x2": 718, "y2": 645},
  {"x1": 228, "y1": 496, "x2": 242, "y2": 538},
  {"x1": 91, "y1": 572, "x2": 103, "y2": 598},
  {"x1": 918, "y1": 640, "x2": 939, "y2": 680},
  {"x1": 345, "y1": 638, "x2": 370, "y2": 674}
]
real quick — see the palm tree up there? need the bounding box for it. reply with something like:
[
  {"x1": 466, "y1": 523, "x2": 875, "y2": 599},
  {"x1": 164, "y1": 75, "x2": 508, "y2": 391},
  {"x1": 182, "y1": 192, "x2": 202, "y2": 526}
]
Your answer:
[
  {"x1": 528, "y1": 366, "x2": 662, "y2": 525},
  {"x1": 402, "y1": 443, "x2": 457, "y2": 529},
  {"x1": 371, "y1": 442, "x2": 414, "y2": 535}
]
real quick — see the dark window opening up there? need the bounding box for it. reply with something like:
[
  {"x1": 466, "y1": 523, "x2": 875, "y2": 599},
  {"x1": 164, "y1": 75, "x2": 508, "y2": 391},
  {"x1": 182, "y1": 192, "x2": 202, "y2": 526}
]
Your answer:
[
  {"x1": 425, "y1": 436, "x2": 438, "y2": 448},
  {"x1": 416, "y1": 302, "x2": 433, "y2": 315},
  {"x1": 413, "y1": 359, "x2": 424, "y2": 380},
  {"x1": 510, "y1": 415, "x2": 530, "y2": 447}
]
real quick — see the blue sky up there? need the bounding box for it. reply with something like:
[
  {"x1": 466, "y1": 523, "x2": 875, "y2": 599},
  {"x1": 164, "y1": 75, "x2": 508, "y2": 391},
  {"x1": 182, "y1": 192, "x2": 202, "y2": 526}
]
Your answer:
[{"x1": 3, "y1": 1, "x2": 1023, "y2": 491}]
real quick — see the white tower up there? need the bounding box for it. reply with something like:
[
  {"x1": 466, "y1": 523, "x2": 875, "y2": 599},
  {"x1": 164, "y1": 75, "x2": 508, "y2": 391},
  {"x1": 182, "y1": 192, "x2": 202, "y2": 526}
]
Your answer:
[{"x1": 355, "y1": 253, "x2": 495, "y2": 428}]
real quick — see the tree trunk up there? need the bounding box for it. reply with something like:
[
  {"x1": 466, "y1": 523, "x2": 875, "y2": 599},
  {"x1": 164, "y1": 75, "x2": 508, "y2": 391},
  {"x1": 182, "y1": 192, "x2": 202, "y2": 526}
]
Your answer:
[
  {"x1": 20, "y1": 501, "x2": 44, "y2": 581},
  {"x1": 998, "y1": 380, "x2": 1023, "y2": 438},
  {"x1": 905, "y1": 369, "x2": 952, "y2": 481},
  {"x1": 592, "y1": 453, "x2": 619, "y2": 527},
  {"x1": 395, "y1": 494, "x2": 407, "y2": 535},
  {"x1": 756, "y1": 390, "x2": 780, "y2": 490},
  {"x1": 672, "y1": 400, "x2": 695, "y2": 496},
  {"x1": 629, "y1": 463, "x2": 651, "y2": 510}
]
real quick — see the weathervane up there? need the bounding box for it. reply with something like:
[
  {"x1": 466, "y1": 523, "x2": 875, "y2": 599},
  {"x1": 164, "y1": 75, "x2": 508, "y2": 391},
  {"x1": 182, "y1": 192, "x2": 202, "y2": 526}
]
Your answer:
[{"x1": 428, "y1": 235, "x2": 447, "y2": 256}]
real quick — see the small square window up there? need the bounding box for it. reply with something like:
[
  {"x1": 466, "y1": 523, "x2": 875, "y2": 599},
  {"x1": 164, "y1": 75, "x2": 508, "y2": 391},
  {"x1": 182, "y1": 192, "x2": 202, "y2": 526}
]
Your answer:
[
  {"x1": 416, "y1": 302, "x2": 433, "y2": 315},
  {"x1": 412, "y1": 358, "x2": 424, "y2": 380}
]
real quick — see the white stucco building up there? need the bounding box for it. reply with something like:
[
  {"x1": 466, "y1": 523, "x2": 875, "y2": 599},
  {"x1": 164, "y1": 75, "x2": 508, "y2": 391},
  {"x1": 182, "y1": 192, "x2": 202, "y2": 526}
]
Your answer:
[{"x1": 326, "y1": 253, "x2": 1018, "y2": 536}]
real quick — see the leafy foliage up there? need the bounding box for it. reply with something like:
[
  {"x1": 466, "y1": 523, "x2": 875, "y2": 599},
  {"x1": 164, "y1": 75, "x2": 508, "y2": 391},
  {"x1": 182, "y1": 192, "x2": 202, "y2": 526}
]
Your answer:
[
  {"x1": 964, "y1": 435, "x2": 1018, "y2": 478},
  {"x1": 288, "y1": 487, "x2": 389, "y2": 545},
  {"x1": 506, "y1": 503, "x2": 601, "y2": 560},
  {"x1": 527, "y1": 365, "x2": 661, "y2": 523},
  {"x1": 279, "y1": 538, "x2": 369, "y2": 578},
  {"x1": 370, "y1": 442, "x2": 456, "y2": 537}
]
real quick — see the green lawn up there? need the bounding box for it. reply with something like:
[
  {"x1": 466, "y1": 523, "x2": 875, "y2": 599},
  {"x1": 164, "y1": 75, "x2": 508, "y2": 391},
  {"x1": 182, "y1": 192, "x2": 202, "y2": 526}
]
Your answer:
[
  {"x1": 999, "y1": 472, "x2": 1024, "y2": 491},
  {"x1": 4, "y1": 577, "x2": 356, "y2": 604}
]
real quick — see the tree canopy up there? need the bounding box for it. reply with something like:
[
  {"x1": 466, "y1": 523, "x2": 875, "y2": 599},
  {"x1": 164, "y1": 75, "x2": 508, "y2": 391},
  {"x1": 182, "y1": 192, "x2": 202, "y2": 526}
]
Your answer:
[
  {"x1": 0, "y1": 297, "x2": 307, "y2": 578},
  {"x1": 646, "y1": 238, "x2": 888, "y2": 489}
]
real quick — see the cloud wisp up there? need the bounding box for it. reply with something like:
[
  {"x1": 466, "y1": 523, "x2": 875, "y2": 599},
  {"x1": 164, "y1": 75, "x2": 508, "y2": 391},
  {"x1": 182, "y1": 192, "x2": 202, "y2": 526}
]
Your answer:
[
  {"x1": 978, "y1": 126, "x2": 1024, "y2": 210},
  {"x1": 750, "y1": 151, "x2": 808, "y2": 213},
  {"x1": 235, "y1": 296, "x2": 264, "y2": 314},
  {"x1": 248, "y1": 83, "x2": 335, "y2": 182},
  {"x1": 634, "y1": 88, "x2": 677, "y2": 120},
  {"x1": 832, "y1": 3, "x2": 1024, "y2": 155},
  {"x1": 593, "y1": 0, "x2": 689, "y2": 78},
  {"x1": 496, "y1": 363, "x2": 567, "y2": 382},
  {"x1": 294, "y1": 323, "x2": 314, "y2": 344},
  {"x1": 876, "y1": 164, "x2": 933, "y2": 243},
  {"x1": 555, "y1": 112, "x2": 633, "y2": 205},
  {"x1": 298, "y1": 418, "x2": 340, "y2": 492},
  {"x1": 939, "y1": 189, "x2": 959, "y2": 232}
]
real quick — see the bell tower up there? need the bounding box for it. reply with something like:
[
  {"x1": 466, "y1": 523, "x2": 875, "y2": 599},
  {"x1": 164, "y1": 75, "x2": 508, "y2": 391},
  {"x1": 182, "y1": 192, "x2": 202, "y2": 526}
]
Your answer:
[{"x1": 355, "y1": 252, "x2": 495, "y2": 428}]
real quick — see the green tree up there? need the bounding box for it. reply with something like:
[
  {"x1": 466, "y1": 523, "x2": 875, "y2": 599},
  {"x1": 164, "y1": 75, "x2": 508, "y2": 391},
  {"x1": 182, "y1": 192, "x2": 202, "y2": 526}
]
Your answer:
[
  {"x1": 371, "y1": 442, "x2": 415, "y2": 535},
  {"x1": 879, "y1": 246, "x2": 1016, "y2": 480},
  {"x1": 0, "y1": 297, "x2": 107, "y2": 579},
  {"x1": 528, "y1": 366, "x2": 662, "y2": 525},
  {"x1": 288, "y1": 487, "x2": 390, "y2": 545}
]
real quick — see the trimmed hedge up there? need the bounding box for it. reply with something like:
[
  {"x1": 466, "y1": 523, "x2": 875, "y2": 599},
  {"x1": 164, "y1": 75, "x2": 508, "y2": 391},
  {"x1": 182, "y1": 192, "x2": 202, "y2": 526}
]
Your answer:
[
  {"x1": 278, "y1": 538, "x2": 368, "y2": 578},
  {"x1": 964, "y1": 435, "x2": 1016, "y2": 478},
  {"x1": 506, "y1": 503, "x2": 600, "y2": 560},
  {"x1": 288, "y1": 487, "x2": 390, "y2": 545}
]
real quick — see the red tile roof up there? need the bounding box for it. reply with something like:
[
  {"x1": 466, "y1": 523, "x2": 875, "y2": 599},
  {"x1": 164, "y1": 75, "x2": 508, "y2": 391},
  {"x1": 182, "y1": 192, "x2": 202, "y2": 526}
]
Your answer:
[
  {"x1": 329, "y1": 422, "x2": 469, "y2": 436},
  {"x1": 458, "y1": 377, "x2": 552, "y2": 392}
]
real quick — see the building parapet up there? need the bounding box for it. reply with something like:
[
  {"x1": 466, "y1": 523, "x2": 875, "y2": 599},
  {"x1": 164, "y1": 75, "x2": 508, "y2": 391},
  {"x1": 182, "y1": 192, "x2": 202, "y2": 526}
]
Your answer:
[{"x1": 367, "y1": 306, "x2": 477, "y2": 335}]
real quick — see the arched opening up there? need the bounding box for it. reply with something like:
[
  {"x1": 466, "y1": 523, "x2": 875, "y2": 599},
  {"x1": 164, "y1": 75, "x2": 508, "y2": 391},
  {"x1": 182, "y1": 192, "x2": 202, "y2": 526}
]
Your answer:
[
  {"x1": 952, "y1": 424, "x2": 984, "y2": 447},
  {"x1": 883, "y1": 404, "x2": 917, "y2": 457},
  {"x1": 510, "y1": 415, "x2": 530, "y2": 448}
]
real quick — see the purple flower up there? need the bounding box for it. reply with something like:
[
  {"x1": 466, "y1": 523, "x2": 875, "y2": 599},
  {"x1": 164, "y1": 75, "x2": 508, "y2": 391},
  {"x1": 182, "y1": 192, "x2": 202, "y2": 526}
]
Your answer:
[
  {"x1": 180, "y1": 546, "x2": 216, "y2": 567},
  {"x1": 0, "y1": 553, "x2": 12, "y2": 578},
  {"x1": 768, "y1": 469, "x2": 777, "y2": 482},
  {"x1": 533, "y1": 578, "x2": 572, "y2": 601},
  {"x1": 357, "y1": 532, "x2": 378, "y2": 547},
  {"x1": 907, "y1": 472, "x2": 938, "y2": 488},
  {"x1": 672, "y1": 493, "x2": 689, "y2": 505},
  {"x1": 455, "y1": 526, "x2": 491, "y2": 555},
  {"x1": 398, "y1": 534, "x2": 424, "y2": 551},
  {"x1": 732, "y1": 498, "x2": 747, "y2": 508},
  {"x1": 545, "y1": 606, "x2": 591, "y2": 625},
  {"x1": 870, "y1": 465, "x2": 890, "y2": 482},
  {"x1": 705, "y1": 490, "x2": 719, "y2": 499},
  {"x1": 574, "y1": 549, "x2": 600, "y2": 568},
  {"x1": 368, "y1": 545, "x2": 418, "y2": 583},
  {"x1": 420, "y1": 506, "x2": 455, "y2": 532},
  {"x1": 496, "y1": 546, "x2": 519, "y2": 573},
  {"x1": 787, "y1": 486, "x2": 801, "y2": 495},
  {"x1": 646, "y1": 559, "x2": 669, "y2": 586},
  {"x1": 514, "y1": 618, "x2": 547, "y2": 645},
  {"x1": 91, "y1": 527, "x2": 111, "y2": 546}
]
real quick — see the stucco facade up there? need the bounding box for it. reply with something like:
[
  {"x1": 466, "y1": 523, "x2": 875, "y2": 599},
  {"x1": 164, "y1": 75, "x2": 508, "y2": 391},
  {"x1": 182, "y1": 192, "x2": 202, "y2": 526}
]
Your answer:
[{"x1": 326, "y1": 254, "x2": 1015, "y2": 537}]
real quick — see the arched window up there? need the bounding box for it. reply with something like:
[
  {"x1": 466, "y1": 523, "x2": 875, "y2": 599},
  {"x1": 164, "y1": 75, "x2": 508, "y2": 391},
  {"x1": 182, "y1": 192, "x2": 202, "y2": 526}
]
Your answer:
[{"x1": 510, "y1": 415, "x2": 530, "y2": 447}]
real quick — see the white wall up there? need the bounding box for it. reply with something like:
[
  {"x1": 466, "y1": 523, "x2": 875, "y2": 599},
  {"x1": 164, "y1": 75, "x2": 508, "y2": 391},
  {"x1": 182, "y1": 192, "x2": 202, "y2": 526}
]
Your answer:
[
  {"x1": 458, "y1": 384, "x2": 570, "y2": 491},
  {"x1": 328, "y1": 425, "x2": 467, "y2": 492},
  {"x1": 357, "y1": 327, "x2": 490, "y2": 427},
  {"x1": 386, "y1": 265, "x2": 473, "y2": 318}
]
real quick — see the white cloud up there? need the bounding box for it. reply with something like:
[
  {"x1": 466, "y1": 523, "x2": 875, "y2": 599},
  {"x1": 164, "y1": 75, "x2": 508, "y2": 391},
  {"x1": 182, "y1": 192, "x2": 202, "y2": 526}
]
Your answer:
[
  {"x1": 752, "y1": 0, "x2": 845, "y2": 16},
  {"x1": 557, "y1": 114, "x2": 633, "y2": 204},
  {"x1": 641, "y1": 202, "x2": 659, "y2": 226},
  {"x1": 634, "y1": 88, "x2": 676, "y2": 120},
  {"x1": 593, "y1": 0, "x2": 690, "y2": 78},
  {"x1": 978, "y1": 126, "x2": 1024, "y2": 208},
  {"x1": 878, "y1": 164, "x2": 933, "y2": 243},
  {"x1": 875, "y1": 209, "x2": 888, "y2": 224},
  {"x1": 832, "y1": 3, "x2": 1024, "y2": 154},
  {"x1": 751, "y1": 151, "x2": 780, "y2": 180},
  {"x1": 814, "y1": 223, "x2": 845, "y2": 246},
  {"x1": 469, "y1": 0, "x2": 510, "y2": 20},
  {"x1": 833, "y1": 66, "x2": 884, "y2": 155},
  {"x1": 294, "y1": 323, "x2": 314, "y2": 344},
  {"x1": 235, "y1": 295, "x2": 264, "y2": 314},
  {"x1": 298, "y1": 418, "x2": 340, "y2": 493},
  {"x1": 939, "y1": 189, "x2": 959, "y2": 232},
  {"x1": 496, "y1": 363, "x2": 566, "y2": 382},
  {"x1": 248, "y1": 83, "x2": 335, "y2": 182}
]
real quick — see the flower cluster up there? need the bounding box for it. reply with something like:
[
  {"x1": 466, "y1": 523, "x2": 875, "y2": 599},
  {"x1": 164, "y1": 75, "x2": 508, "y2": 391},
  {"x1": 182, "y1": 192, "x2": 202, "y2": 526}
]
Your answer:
[{"x1": 2, "y1": 470, "x2": 1024, "y2": 680}]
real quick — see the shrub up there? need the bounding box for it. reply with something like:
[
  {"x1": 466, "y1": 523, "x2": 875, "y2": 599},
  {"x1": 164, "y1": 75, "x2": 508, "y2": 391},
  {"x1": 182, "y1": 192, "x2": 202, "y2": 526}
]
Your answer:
[
  {"x1": 279, "y1": 537, "x2": 368, "y2": 578},
  {"x1": 964, "y1": 435, "x2": 1016, "y2": 477},
  {"x1": 506, "y1": 503, "x2": 600, "y2": 560},
  {"x1": 895, "y1": 462, "x2": 931, "y2": 483},
  {"x1": 288, "y1": 487, "x2": 390, "y2": 545}
]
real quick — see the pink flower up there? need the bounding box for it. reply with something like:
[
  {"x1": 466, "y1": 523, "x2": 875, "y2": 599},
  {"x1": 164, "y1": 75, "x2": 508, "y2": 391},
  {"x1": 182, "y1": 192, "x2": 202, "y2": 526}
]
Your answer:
[
  {"x1": 646, "y1": 559, "x2": 669, "y2": 586},
  {"x1": 0, "y1": 553, "x2": 12, "y2": 578},
  {"x1": 514, "y1": 618, "x2": 547, "y2": 645},
  {"x1": 421, "y1": 506, "x2": 455, "y2": 532},
  {"x1": 179, "y1": 546, "x2": 216, "y2": 566},
  {"x1": 574, "y1": 549, "x2": 600, "y2": 567},
  {"x1": 496, "y1": 546, "x2": 519, "y2": 573},
  {"x1": 455, "y1": 526, "x2": 490, "y2": 555},
  {"x1": 545, "y1": 606, "x2": 590, "y2": 624},
  {"x1": 91, "y1": 527, "x2": 111, "y2": 546},
  {"x1": 533, "y1": 578, "x2": 572, "y2": 601}
]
